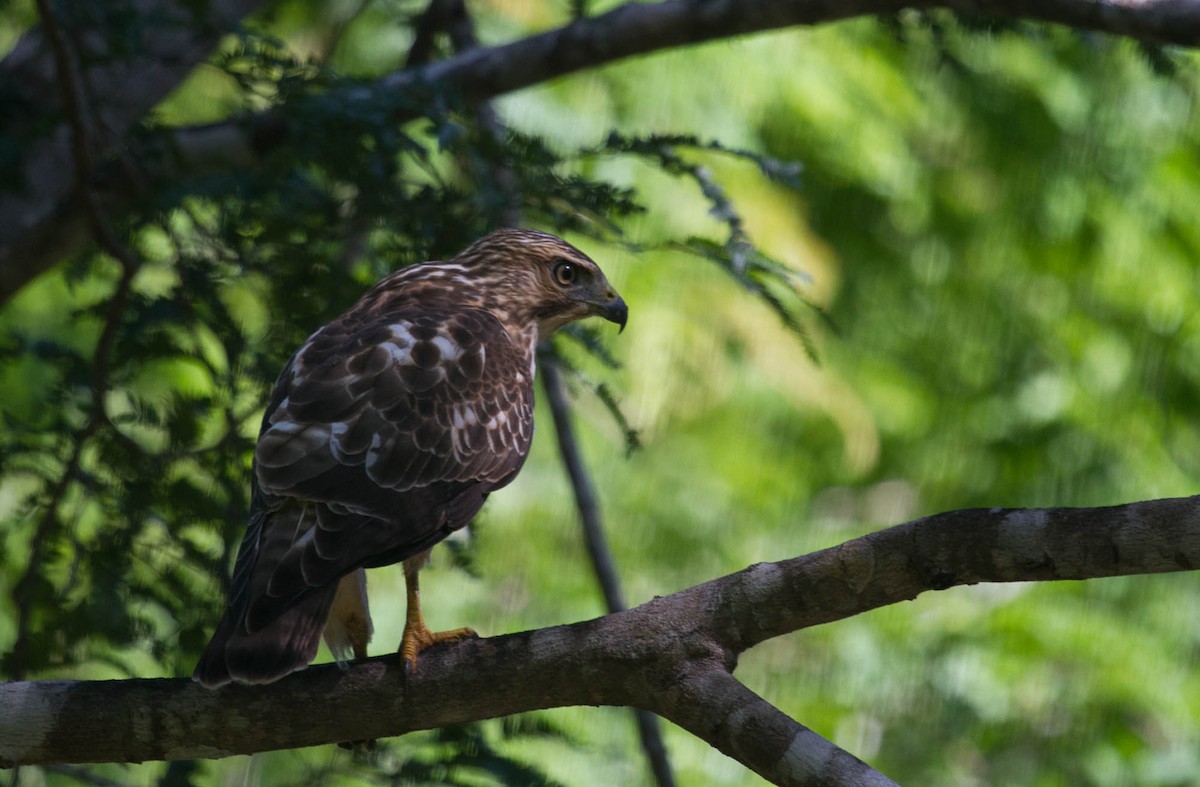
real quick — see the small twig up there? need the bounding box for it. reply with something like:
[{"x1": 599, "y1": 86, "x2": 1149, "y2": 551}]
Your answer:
[
  {"x1": 541, "y1": 360, "x2": 628, "y2": 611},
  {"x1": 434, "y1": 0, "x2": 522, "y2": 226},
  {"x1": 9, "y1": 0, "x2": 143, "y2": 682},
  {"x1": 35, "y1": 0, "x2": 140, "y2": 277},
  {"x1": 405, "y1": 0, "x2": 460, "y2": 68},
  {"x1": 5, "y1": 248, "x2": 138, "y2": 679},
  {"x1": 8, "y1": 430, "x2": 93, "y2": 681},
  {"x1": 541, "y1": 359, "x2": 677, "y2": 787},
  {"x1": 36, "y1": 0, "x2": 143, "y2": 418}
]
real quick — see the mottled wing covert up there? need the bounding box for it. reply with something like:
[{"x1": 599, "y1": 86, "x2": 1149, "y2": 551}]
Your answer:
[{"x1": 245, "y1": 307, "x2": 534, "y2": 627}]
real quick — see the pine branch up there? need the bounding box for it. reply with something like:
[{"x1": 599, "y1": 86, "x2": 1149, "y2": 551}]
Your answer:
[
  {"x1": 0, "y1": 0, "x2": 266, "y2": 303},
  {"x1": 7, "y1": 0, "x2": 145, "y2": 682},
  {"x1": 5, "y1": 0, "x2": 1200, "y2": 303}
]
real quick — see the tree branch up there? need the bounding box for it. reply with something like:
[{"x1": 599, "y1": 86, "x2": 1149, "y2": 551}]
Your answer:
[
  {"x1": 4, "y1": 495, "x2": 1198, "y2": 784},
  {"x1": 3, "y1": 0, "x2": 1200, "y2": 303},
  {"x1": 542, "y1": 360, "x2": 677, "y2": 786},
  {"x1": 0, "y1": 0, "x2": 266, "y2": 303},
  {"x1": 659, "y1": 668, "x2": 897, "y2": 787},
  {"x1": 541, "y1": 361, "x2": 629, "y2": 613},
  {"x1": 7, "y1": 0, "x2": 146, "y2": 683}
]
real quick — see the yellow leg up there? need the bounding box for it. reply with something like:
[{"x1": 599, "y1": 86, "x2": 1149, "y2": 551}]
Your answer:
[{"x1": 400, "y1": 561, "x2": 476, "y2": 672}]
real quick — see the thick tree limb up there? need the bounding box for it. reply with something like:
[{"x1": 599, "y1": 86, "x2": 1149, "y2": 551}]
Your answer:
[
  {"x1": 3, "y1": 0, "x2": 1200, "y2": 303},
  {"x1": 3, "y1": 495, "x2": 1198, "y2": 785},
  {"x1": 0, "y1": 0, "x2": 266, "y2": 304}
]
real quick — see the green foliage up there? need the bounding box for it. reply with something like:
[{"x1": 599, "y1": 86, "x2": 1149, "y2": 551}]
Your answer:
[
  {"x1": 592, "y1": 132, "x2": 818, "y2": 356},
  {"x1": 0, "y1": 9, "x2": 800, "y2": 784},
  {"x1": 4, "y1": 3, "x2": 1200, "y2": 787}
]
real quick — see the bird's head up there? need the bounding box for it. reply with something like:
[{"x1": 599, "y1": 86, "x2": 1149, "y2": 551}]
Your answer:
[{"x1": 455, "y1": 229, "x2": 628, "y2": 339}]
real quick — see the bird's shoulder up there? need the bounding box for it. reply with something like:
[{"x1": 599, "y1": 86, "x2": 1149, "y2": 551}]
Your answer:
[{"x1": 255, "y1": 299, "x2": 536, "y2": 505}]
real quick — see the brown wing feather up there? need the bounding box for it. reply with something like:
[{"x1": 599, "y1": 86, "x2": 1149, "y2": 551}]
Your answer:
[
  {"x1": 259, "y1": 307, "x2": 535, "y2": 578},
  {"x1": 222, "y1": 307, "x2": 531, "y2": 643},
  {"x1": 259, "y1": 309, "x2": 531, "y2": 498}
]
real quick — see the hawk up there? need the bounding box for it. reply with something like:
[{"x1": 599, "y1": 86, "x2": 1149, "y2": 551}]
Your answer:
[{"x1": 193, "y1": 229, "x2": 627, "y2": 687}]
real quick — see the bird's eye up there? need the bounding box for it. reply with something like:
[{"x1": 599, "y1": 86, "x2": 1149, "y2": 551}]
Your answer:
[{"x1": 552, "y1": 259, "x2": 577, "y2": 286}]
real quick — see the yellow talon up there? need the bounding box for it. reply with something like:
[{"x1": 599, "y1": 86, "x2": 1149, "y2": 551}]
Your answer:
[
  {"x1": 400, "y1": 620, "x2": 477, "y2": 672},
  {"x1": 400, "y1": 555, "x2": 477, "y2": 673}
]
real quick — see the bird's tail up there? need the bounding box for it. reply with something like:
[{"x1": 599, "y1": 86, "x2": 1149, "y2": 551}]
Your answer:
[
  {"x1": 193, "y1": 501, "x2": 339, "y2": 688},
  {"x1": 192, "y1": 581, "x2": 338, "y2": 688}
]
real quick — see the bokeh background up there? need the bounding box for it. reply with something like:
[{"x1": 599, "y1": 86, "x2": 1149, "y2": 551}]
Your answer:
[{"x1": 3, "y1": 2, "x2": 1200, "y2": 785}]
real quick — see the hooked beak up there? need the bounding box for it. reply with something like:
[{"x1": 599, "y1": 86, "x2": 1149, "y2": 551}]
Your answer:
[{"x1": 593, "y1": 295, "x2": 628, "y2": 333}]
